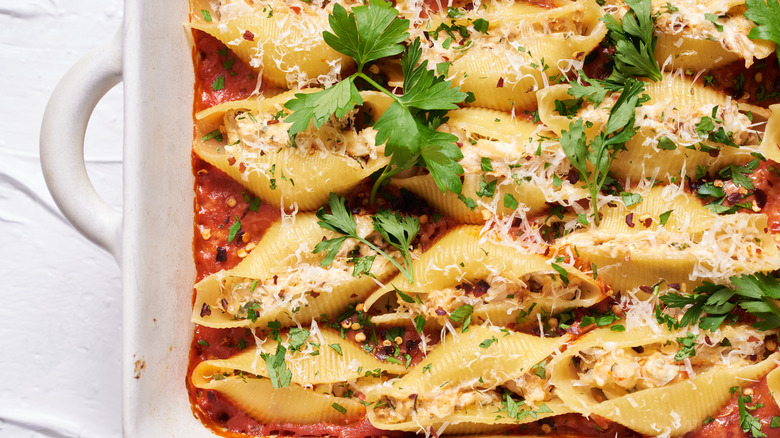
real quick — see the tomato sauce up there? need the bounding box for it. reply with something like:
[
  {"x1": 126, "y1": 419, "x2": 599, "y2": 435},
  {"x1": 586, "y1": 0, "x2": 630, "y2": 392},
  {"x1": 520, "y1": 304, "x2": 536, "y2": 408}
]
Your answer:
[
  {"x1": 710, "y1": 53, "x2": 780, "y2": 107},
  {"x1": 193, "y1": 158, "x2": 280, "y2": 281},
  {"x1": 689, "y1": 374, "x2": 780, "y2": 438},
  {"x1": 750, "y1": 160, "x2": 780, "y2": 233},
  {"x1": 193, "y1": 30, "x2": 267, "y2": 112}
]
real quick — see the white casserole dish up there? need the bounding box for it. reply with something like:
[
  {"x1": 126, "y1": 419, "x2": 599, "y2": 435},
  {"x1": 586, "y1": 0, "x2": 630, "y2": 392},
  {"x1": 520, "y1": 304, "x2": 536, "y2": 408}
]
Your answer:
[{"x1": 40, "y1": 2, "x2": 215, "y2": 436}]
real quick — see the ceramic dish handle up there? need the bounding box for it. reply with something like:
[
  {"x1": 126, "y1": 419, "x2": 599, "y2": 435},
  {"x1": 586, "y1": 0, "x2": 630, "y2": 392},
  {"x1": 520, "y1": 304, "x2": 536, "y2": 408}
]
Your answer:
[{"x1": 40, "y1": 30, "x2": 124, "y2": 259}]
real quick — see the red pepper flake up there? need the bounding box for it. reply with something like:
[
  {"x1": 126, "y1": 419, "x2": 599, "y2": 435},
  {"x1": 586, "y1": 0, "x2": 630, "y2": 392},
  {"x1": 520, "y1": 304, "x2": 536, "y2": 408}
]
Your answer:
[
  {"x1": 227, "y1": 155, "x2": 237, "y2": 166},
  {"x1": 220, "y1": 298, "x2": 229, "y2": 310},
  {"x1": 709, "y1": 148, "x2": 720, "y2": 158},
  {"x1": 755, "y1": 189, "x2": 767, "y2": 208},
  {"x1": 497, "y1": 77, "x2": 504, "y2": 88},
  {"x1": 669, "y1": 283, "x2": 681, "y2": 290},
  {"x1": 435, "y1": 308, "x2": 447, "y2": 316},
  {"x1": 639, "y1": 285, "x2": 653, "y2": 293},
  {"x1": 463, "y1": 280, "x2": 490, "y2": 297},
  {"x1": 216, "y1": 246, "x2": 227, "y2": 262},
  {"x1": 243, "y1": 30, "x2": 255, "y2": 41},
  {"x1": 309, "y1": 291, "x2": 320, "y2": 298},
  {"x1": 267, "y1": 119, "x2": 280, "y2": 125},
  {"x1": 566, "y1": 168, "x2": 580, "y2": 184},
  {"x1": 290, "y1": 5, "x2": 301, "y2": 14},
  {"x1": 726, "y1": 192, "x2": 742, "y2": 204},
  {"x1": 200, "y1": 303, "x2": 212, "y2": 317},
  {"x1": 642, "y1": 217, "x2": 652, "y2": 227},
  {"x1": 625, "y1": 212, "x2": 635, "y2": 228},
  {"x1": 273, "y1": 275, "x2": 278, "y2": 285}
]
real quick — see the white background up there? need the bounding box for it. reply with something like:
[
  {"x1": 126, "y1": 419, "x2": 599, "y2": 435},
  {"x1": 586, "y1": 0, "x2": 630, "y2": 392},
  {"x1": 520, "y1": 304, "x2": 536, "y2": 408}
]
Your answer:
[{"x1": 1, "y1": 0, "x2": 124, "y2": 437}]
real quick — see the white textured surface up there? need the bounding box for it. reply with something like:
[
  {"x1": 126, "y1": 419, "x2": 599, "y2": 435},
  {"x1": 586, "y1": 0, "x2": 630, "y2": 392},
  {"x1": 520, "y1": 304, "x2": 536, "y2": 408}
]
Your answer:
[{"x1": 1, "y1": 0, "x2": 124, "y2": 437}]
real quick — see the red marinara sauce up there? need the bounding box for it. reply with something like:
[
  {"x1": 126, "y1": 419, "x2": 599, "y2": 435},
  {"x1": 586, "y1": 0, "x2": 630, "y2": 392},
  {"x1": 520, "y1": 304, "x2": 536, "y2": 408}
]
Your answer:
[
  {"x1": 750, "y1": 160, "x2": 780, "y2": 233},
  {"x1": 193, "y1": 30, "x2": 266, "y2": 111},
  {"x1": 688, "y1": 375, "x2": 780, "y2": 438}
]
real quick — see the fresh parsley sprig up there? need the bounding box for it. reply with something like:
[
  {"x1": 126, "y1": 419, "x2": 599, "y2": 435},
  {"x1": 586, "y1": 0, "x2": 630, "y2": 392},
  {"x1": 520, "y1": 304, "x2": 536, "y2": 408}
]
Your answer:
[
  {"x1": 659, "y1": 273, "x2": 780, "y2": 331},
  {"x1": 602, "y1": 0, "x2": 662, "y2": 83},
  {"x1": 313, "y1": 193, "x2": 419, "y2": 282},
  {"x1": 283, "y1": 0, "x2": 468, "y2": 202},
  {"x1": 559, "y1": 79, "x2": 649, "y2": 224}
]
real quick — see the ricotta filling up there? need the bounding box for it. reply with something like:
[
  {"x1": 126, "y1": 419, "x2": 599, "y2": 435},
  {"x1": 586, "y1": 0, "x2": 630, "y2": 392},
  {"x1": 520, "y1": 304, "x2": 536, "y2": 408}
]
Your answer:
[{"x1": 575, "y1": 328, "x2": 766, "y2": 400}]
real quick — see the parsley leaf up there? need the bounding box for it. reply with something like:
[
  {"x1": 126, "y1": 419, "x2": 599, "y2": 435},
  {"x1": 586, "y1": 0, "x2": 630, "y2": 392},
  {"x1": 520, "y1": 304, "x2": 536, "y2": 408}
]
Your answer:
[
  {"x1": 228, "y1": 216, "x2": 242, "y2": 243},
  {"x1": 394, "y1": 285, "x2": 416, "y2": 304},
  {"x1": 370, "y1": 42, "x2": 466, "y2": 197},
  {"x1": 212, "y1": 75, "x2": 225, "y2": 91},
  {"x1": 260, "y1": 343, "x2": 293, "y2": 388},
  {"x1": 418, "y1": 125, "x2": 465, "y2": 194},
  {"x1": 288, "y1": 328, "x2": 310, "y2": 351},
  {"x1": 313, "y1": 193, "x2": 419, "y2": 282},
  {"x1": 398, "y1": 39, "x2": 467, "y2": 110},
  {"x1": 531, "y1": 360, "x2": 547, "y2": 379},
  {"x1": 202, "y1": 129, "x2": 224, "y2": 143},
  {"x1": 657, "y1": 136, "x2": 677, "y2": 150},
  {"x1": 414, "y1": 314, "x2": 426, "y2": 333},
  {"x1": 449, "y1": 304, "x2": 474, "y2": 322},
  {"x1": 660, "y1": 273, "x2": 780, "y2": 331},
  {"x1": 719, "y1": 159, "x2": 760, "y2": 190},
  {"x1": 568, "y1": 71, "x2": 609, "y2": 105},
  {"x1": 621, "y1": 191, "x2": 643, "y2": 207},
  {"x1": 284, "y1": 79, "x2": 363, "y2": 139},
  {"x1": 746, "y1": 0, "x2": 780, "y2": 50},
  {"x1": 372, "y1": 208, "x2": 420, "y2": 280},
  {"x1": 476, "y1": 176, "x2": 497, "y2": 198},
  {"x1": 501, "y1": 392, "x2": 523, "y2": 420},
  {"x1": 674, "y1": 332, "x2": 697, "y2": 361},
  {"x1": 323, "y1": 0, "x2": 409, "y2": 70},
  {"x1": 473, "y1": 18, "x2": 489, "y2": 34},
  {"x1": 481, "y1": 157, "x2": 493, "y2": 172},
  {"x1": 705, "y1": 13, "x2": 724, "y2": 32},
  {"x1": 479, "y1": 336, "x2": 497, "y2": 348},
  {"x1": 329, "y1": 343, "x2": 343, "y2": 356},
  {"x1": 351, "y1": 255, "x2": 376, "y2": 277},
  {"x1": 551, "y1": 262, "x2": 570, "y2": 285},
  {"x1": 603, "y1": 0, "x2": 662, "y2": 82},
  {"x1": 659, "y1": 209, "x2": 673, "y2": 226}
]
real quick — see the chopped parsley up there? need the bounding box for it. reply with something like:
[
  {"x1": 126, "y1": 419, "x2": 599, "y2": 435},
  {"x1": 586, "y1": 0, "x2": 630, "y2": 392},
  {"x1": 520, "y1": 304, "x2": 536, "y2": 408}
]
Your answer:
[{"x1": 212, "y1": 75, "x2": 225, "y2": 91}]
